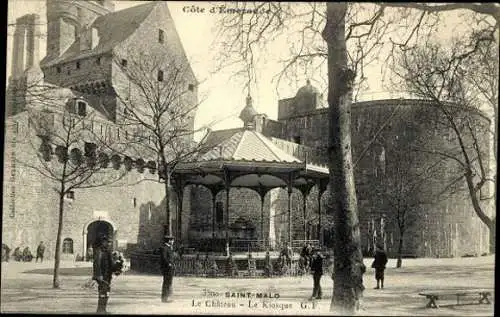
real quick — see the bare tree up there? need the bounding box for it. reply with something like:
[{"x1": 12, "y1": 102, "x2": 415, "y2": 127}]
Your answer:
[
  {"x1": 375, "y1": 146, "x2": 452, "y2": 267},
  {"x1": 13, "y1": 97, "x2": 126, "y2": 288},
  {"x1": 212, "y1": 2, "x2": 498, "y2": 313},
  {"x1": 392, "y1": 35, "x2": 496, "y2": 253},
  {"x1": 106, "y1": 49, "x2": 213, "y2": 237}
]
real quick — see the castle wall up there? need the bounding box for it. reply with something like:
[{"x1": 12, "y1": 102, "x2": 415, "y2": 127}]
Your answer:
[
  {"x1": 2, "y1": 110, "x2": 196, "y2": 259},
  {"x1": 279, "y1": 99, "x2": 491, "y2": 257}
]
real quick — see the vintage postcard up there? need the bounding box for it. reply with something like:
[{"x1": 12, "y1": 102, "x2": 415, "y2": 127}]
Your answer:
[{"x1": 2, "y1": 1, "x2": 496, "y2": 315}]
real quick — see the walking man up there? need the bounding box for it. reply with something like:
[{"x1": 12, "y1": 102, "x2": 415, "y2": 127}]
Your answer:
[
  {"x1": 310, "y1": 248, "x2": 324, "y2": 300},
  {"x1": 93, "y1": 234, "x2": 113, "y2": 313},
  {"x1": 159, "y1": 235, "x2": 175, "y2": 302},
  {"x1": 371, "y1": 244, "x2": 388, "y2": 289},
  {"x1": 36, "y1": 241, "x2": 45, "y2": 263}
]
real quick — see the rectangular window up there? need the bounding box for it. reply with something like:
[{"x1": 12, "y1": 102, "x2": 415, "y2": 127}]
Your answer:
[
  {"x1": 76, "y1": 61, "x2": 80, "y2": 69},
  {"x1": 65, "y1": 191, "x2": 75, "y2": 200},
  {"x1": 77, "y1": 101, "x2": 87, "y2": 116},
  {"x1": 96, "y1": 57, "x2": 101, "y2": 65},
  {"x1": 62, "y1": 238, "x2": 74, "y2": 254},
  {"x1": 188, "y1": 84, "x2": 194, "y2": 92},
  {"x1": 159, "y1": 29, "x2": 165, "y2": 43},
  {"x1": 157, "y1": 70, "x2": 164, "y2": 82},
  {"x1": 121, "y1": 59, "x2": 128, "y2": 67},
  {"x1": 57, "y1": 66, "x2": 61, "y2": 73}
]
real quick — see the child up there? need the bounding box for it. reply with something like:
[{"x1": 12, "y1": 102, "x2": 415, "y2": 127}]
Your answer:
[{"x1": 371, "y1": 244, "x2": 388, "y2": 289}]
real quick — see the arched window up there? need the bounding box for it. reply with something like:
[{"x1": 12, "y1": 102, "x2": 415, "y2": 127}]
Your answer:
[
  {"x1": 216, "y1": 201, "x2": 224, "y2": 223},
  {"x1": 62, "y1": 238, "x2": 74, "y2": 254}
]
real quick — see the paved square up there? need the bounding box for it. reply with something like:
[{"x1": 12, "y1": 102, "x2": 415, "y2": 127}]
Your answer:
[{"x1": 1, "y1": 256, "x2": 494, "y2": 315}]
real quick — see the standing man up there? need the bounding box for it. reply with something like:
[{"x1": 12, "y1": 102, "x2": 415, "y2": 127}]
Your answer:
[
  {"x1": 93, "y1": 234, "x2": 113, "y2": 313},
  {"x1": 36, "y1": 241, "x2": 45, "y2": 263},
  {"x1": 310, "y1": 248, "x2": 324, "y2": 300},
  {"x1": 159, "y1": 235, "x2": 175, "y2": 302},
  {"x1": 371, "y1": 244, "x2": 388, "y2": 289}
]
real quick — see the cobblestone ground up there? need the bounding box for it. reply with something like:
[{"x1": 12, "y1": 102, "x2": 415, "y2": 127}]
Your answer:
[{"x1": 1, "y1": 256, "x2": 494, "y2": 315}]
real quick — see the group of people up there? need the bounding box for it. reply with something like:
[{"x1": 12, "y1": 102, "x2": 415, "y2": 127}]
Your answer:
[
  {"x1": 90, "y1": 234, "x2": 389, "y2": 314},
  {"x1": 2, "y1": 242, "x2": 46, "y2": 263}
]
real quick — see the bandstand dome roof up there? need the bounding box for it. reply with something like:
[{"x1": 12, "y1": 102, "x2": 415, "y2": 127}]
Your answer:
[
  {"x1": 239, "y1": 95, "x2": 258, "y2": 123},
  {"x1": 296, "y1": 79, "x2": 319, "y2": 98},
  {"x1": 174, "y1": 128, "x2": 329, "y2": 189}
]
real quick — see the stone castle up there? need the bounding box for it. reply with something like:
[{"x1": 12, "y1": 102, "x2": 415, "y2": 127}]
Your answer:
[{"x1": 3, "y1": 1, "x2": 492, "y2": 260}]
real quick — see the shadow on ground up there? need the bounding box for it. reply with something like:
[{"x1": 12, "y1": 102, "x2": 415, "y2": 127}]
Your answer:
[{"x1": 23, "y1": 267, "x2": 92, "y2": 276}]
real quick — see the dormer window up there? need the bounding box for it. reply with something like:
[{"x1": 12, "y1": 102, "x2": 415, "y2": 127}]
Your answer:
[
  {"x1": 77, "y1": 101, "x2": 87, "y2": 116},
  {"x1": 121, "y1": 59, "x2": 128, "y2": 67},
  {"x1": 65, "y1": 191, "x2": 75, "y2": 200},
  {"x1": 69, "y1": 99, "x2": 87, "y2": 116},
  {"x1": 159, "y1": 29, "x2": 165, "y2": 43}
]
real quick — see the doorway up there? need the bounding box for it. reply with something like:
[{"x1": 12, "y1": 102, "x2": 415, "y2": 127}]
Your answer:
[{"x1": 87, "y1": 220, "x2": 114, "y2": 250}]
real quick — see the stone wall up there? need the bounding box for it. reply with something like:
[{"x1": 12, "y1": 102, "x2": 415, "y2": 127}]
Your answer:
[
  {"x1": 1, "y1": 112, "x2": 184, "y2": 260},
  {"x1": 277, "y1": 99, "x2": 492, "y2": 257}
]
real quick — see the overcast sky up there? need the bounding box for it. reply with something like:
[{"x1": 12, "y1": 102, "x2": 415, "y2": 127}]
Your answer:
[{"x1": 6, "y1": 1, "x2": 488, "y2": 132}]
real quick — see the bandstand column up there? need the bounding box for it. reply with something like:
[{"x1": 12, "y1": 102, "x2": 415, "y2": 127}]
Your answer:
[
  {"x1": 302, "y1": 192, "x2": 307, "y2": 241},
  {"x1": 287, "y1": 174, "x2": 293, "y2": 244},
  {"x1": 174, "y1": 177, "x2": 185, "y2": 242},
  {"x1": 176, "y1": 188, "x2": 183, "y2": 241},
  {"x1": 223, "y1": 169, "x2": 231, "y2": 247},
  {"x1": 260, "y1": 196, "x2": 265, "y2": 243},
  {"x1": 318, "y1": 192, "x2": 322, "y2": 245},
  {"x1": 316, "y1": 179, "x2": 328, "y2": 247},
  {"x1": 212, "y1": 194, "x2": 217, "y2": 238}
]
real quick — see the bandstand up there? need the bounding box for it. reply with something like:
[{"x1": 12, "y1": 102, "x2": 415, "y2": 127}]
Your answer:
[
  {"x1": 171, "y1": 95, "x2": 329, "y2": 254},
  {"x1": 131, "y1": 97, "x2": 330, "y2": 275}
]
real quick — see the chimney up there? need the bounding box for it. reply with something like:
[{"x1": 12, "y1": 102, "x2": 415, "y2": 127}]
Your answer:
[
  {"x1": 91, "y1": 27, "x2": 99, "y2": 49},
  {"x1": 25, "y1": 14, "x2": 40, "y2": 69},
  {"x1": 79, "y1": 24, "x2": 99, "y2": 51},
  {"x1": 11, "y1": 16, "x2": 26, "y2": 79}
]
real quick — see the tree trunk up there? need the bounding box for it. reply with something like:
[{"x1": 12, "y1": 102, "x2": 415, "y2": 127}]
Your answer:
[
  {"x1": 489, "y1": 219, "x2": 495, "y2": 254},
  {"x1": 52, "y1": 192, "x2": 65, "y2": 288},
  {"x1": 396, "y1": 234, "x2": 403, "y2": 268},
  {"x1": 464, "y1": 170, "x2": 495, "y2": 253},
  {"x1": 164, "y1": 168, "x2": 172, "y2": 236},
  {"x1": 323, "y1": 3, "x2": 365, "y2": 315}
]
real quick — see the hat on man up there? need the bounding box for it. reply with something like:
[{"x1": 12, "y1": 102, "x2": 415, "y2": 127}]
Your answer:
[
  {"x1": 97, "y1": 233, "x2": 109, "y2": 242},
  {"x1": 163, "y1": 235, "x2": 175, "y2": 242}
]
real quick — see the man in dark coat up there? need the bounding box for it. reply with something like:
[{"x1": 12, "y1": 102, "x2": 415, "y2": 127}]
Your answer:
[
  {"x1": 263, "y1": 251, "x2": 273, "y2": 277},
  {"x1": 93, "y1": 234, "x2": 113, "y2": 313},
  {"x1": 13, "y1": 247, "x2": 22, "y2": 262},
  {"x1": 2, "y1": 244, "x2": 11, "y2": 262},
  {"x1": 159, "y1": 235, "x2": 175, "y2": 302},
  {"x1": 22, "y1": 247, "x2": 33, "y2": 262},
  {"x1": 301, "y1": 243, "x2": 313, "y2": 267},
  {"x1": 36, "y1": 241, "x2": 45, "y2": 263},
  {"x1": 371, "y1": 244, "x2": 388, "y2": 289},
  {"x1": 280, "y1": 243, "x2": 293, "y2": 268},
  {"x1": 310, "y1": 248, "x2": 324, "y2": 300}
]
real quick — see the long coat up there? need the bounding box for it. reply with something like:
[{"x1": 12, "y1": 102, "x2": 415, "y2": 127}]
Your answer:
[
  {"x1": 310, "y1": 254, "x2": 324, "y2": 276},
  {"x1": 372, "y1": 250, "x2": 388, "y2": 270},
  {"x1": 159, "y1": 243, "x2": 175, "y2": 273},
  {"x1": 93, "y1": 246, "x2": 113, "y2": 284}
]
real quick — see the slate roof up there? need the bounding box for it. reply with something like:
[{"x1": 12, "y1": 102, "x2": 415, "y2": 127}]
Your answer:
[
  {"x1": 40, "y1": 2, "x2": 158, "y2": 66},
  {"x1": 200, "y1": 128, "x2": 244, "y2": 154},
  {"x1": 198, "y1": 129, "x2": 301, "y2": 163}
]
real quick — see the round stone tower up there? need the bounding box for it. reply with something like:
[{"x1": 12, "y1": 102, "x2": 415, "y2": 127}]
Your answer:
[{"x1": 45, "y1": 0, "x2": 114, "y2": 60}]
